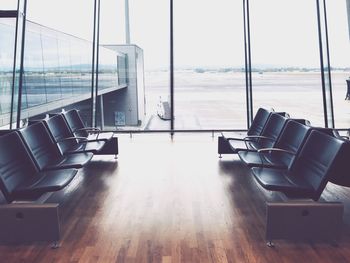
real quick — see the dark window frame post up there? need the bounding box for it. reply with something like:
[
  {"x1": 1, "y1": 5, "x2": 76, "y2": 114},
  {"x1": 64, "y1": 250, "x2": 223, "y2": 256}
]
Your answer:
[
  {"x1": 91, "y1": 0, "x2": 98, "y2": 127},
  {"x1": 243, "y1": 0, "x2": 253, "y2": 129},
  {"x1": 170, "y1": 0, "x2": 174, "y2": 136}
]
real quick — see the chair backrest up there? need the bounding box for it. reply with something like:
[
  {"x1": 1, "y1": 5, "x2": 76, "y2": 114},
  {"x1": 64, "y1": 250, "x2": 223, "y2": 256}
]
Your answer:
[
  {"x1": 247, "y1": 108, "x2": 272, "y2": 136},
  {"x1": 0, "y1": 132, "x2": 38, "y2": 202},
  {"x1": 258, "y1": 113, "x2": 289, "y2": 148},
  {"x1": 290, "y1": 130, "x2": 344, "y2": 200},
  {"x1": 309, "y1": 127, "x2": 335, "y2": 137},
  {"x1": 45, "y1": 114, "x2": 78, "y2": 154},
  {"x1": 63, "y1": 110, "x2": 88, "y2": 137},
  {"x1": 327, "y1": 138, "x2": 350, "y2": 187},
  {"x1": 19, "y1": 121, "x2": 62, "y2": 170},
  {"x1": 273, "y1": 120, "x2": 311, "y2": 168}
]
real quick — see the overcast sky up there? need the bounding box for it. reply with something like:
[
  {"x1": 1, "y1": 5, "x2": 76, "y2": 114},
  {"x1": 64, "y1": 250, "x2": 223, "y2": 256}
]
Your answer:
[{"x1": 1, "y1": 0, "x2": 349, "y2": 69}]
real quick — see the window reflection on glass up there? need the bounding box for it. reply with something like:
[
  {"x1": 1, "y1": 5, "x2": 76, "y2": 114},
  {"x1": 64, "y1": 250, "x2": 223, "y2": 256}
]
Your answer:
[{"x1": 0, "y1": 19, "x2": 16, "y2": 116}]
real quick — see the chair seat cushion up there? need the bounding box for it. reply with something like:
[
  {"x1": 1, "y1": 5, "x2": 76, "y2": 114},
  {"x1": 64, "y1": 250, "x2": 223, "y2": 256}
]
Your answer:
[
  {"x1": 238, "y1": 151, "x2": 288, "y2": 169},
  {"x1": 13, "y1": 169, "x2": 78, "y2": 197},
  {"x1": 65, "y1": 140, "x2": 105, "y2": 154},
  {"x1": 45, "y1": 152, "x2": 93, "y2": 170},
  {"x1": 251, "y1": 167, "x2": 313, "y2": 193}
]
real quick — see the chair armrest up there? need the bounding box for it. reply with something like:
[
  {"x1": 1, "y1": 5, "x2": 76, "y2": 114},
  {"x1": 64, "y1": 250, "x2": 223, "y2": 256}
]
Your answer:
[
  {"x1": 257, "y1": 148, "x2": 295, "y2": 155},
  {"x1": 75, "y1": 127, "x2": 101, "y2": 132},
  {"x1": 226, "y1": 137, "x2": 246, "y2": 142},
  {"x1": 56, "y1": 136, "x2": 88, "y2": 143},
  {"x1": 75, "y1": 127, "x2": 101, "y2": 139},
  {"x1": 244, "y1": 135, "x2": 274, "y2": 141},
  {"x1": 227, "y1": 135, "x2": 273, "y2": 142},
  {"x1": 332, "y1": 129, "x2": 349, "y2": 140},
  {"x1": 243, "y1": 136, "x2": 273, "y2": 149}
]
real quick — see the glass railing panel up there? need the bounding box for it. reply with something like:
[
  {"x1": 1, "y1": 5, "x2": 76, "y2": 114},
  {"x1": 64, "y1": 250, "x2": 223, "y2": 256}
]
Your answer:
[
  {"x1": 41, "y1": 29, "x2": 62, "y2": 102},
  {"x1": 98, "y1": 46, "x2": 118, "y2": 91},
  {"x1": 117, "y1": 54, "x2": 127, "y2": 86},
  {"x1": 69, "y1": 38, "x2": 85, "y2": 95},
  {"x1": 23, "y1": 22, "x2": 47, "y2": 109},
  {"x1": 0, "y1": 19, "x2": 16, "y2": 116},
  {"x1": 56, "y1": 33, "x2": 74, "y2": 99}
]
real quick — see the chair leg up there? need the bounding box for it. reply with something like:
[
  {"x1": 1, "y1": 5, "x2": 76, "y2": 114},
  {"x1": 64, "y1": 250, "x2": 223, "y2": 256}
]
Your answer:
[
  {"x1": 51, "y1": 241, "x2": 60, "y2": 249},
  {"x1": 266, "y1": 241, "x2": 275, "y2": 248}
]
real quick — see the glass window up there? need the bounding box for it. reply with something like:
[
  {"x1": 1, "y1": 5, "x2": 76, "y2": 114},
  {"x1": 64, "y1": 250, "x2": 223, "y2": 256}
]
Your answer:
[
  {"x1": 174, "y1": 0, "x2": 246, "y2": 130},
  {"x1": 0, "y1": 1, "x2": 18, "y2": 10},
  {"x1": 96, "y1": 0, "x2": 169, "y2": 130},
  {"x1": 250, "y1": 0, "x2": 324, "y2": 126},
  {"x1": 326, "y1": 0, "x2": 350, "y2": 128}
]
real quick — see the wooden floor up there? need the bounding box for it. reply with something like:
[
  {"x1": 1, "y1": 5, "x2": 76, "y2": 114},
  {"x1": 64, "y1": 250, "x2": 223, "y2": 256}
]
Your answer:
[{"x1": 2, "y1": 133, "x2": 350, "y2": 263}]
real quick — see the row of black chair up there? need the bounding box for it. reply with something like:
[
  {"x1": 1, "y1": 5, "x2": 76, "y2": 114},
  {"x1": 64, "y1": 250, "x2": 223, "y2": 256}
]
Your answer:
[
  {"x1": 248, "y1": 129, "x2": 345, "y2": 201},
  {"x1": 55, "y1": 110, "x2": 118, "y2": 156},
  {"x1": 0, "y1": 109, "x2": 118, "y2": 203},
  {"x1": 0, "y1": 131, "x2": 79, "y2": 203},
  {"x1": 218, "y1": 108, "x2": 349, "y2": 201},
  {"x1": 218, "y1": 108, "x2": 286, "y2": 156}
]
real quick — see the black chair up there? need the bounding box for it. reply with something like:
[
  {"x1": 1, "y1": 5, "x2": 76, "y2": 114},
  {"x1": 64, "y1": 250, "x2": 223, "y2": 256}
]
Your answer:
[
  {"x1": 326, "y1": 133, "x2": 350, "y2": 187},
  {"x1": 44, "y1": 114, "x2": 105, "y2": 155},
  {"x1": 227, "y1": 112, "x2": 289, "y2": 153},
  {"x1": 0, "y1": 132, "x2": 77, "y2": 203},
  {"x1": 238, "y1": 119, "x2": 311, "y2": 169},
  {"x1": 19, "y1": 121, "x2": 93, "y2": 170},
  {"x1": 63, "y1": 109, "x2": 114, "y2": 142},
  {"x1": 251, "y1": 130, "x2": 345, "y2": 201},
  {"x1": 218, "y1": 108, "x2": 273, "y2": 156}
]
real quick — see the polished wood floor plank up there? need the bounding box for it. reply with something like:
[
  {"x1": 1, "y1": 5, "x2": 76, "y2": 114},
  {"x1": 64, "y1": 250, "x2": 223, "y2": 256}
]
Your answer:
[{"x1": 1, "y1": 133, "x2": 350, "y2": 262}]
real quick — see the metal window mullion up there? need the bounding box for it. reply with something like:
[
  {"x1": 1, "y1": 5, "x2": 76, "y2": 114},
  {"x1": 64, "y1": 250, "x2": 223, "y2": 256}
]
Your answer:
[
  {"x1": 15, "y1": 0, "x2": 27, "y2": 128},
  {"x1": 246, "y1": 0, "x2": 253, "y2": 126},
  {"x1": 322, "y1": 0, "x2": 335, "y2": 128},
  {"x1": 91, "y1": 0, "x2": 98, "y2": 127},
  {"x1": 316, "y1": 0, "x2": 329, "y2": 128},
  {"x1": 170, "y1": 0, "x2": 174, "y2": 135},
  {"x1": 95, "y1": 0, "x2": 101, "y2": 128},
  {"x1": 243, "y1": 0, "x2": 253, "y2": 129},
  {"x1": 9, "y1": 6, "x2": 20, "y2": 129},
  {"x1": 243, "y1": 0, "x2": 249, "y2": 130}
]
